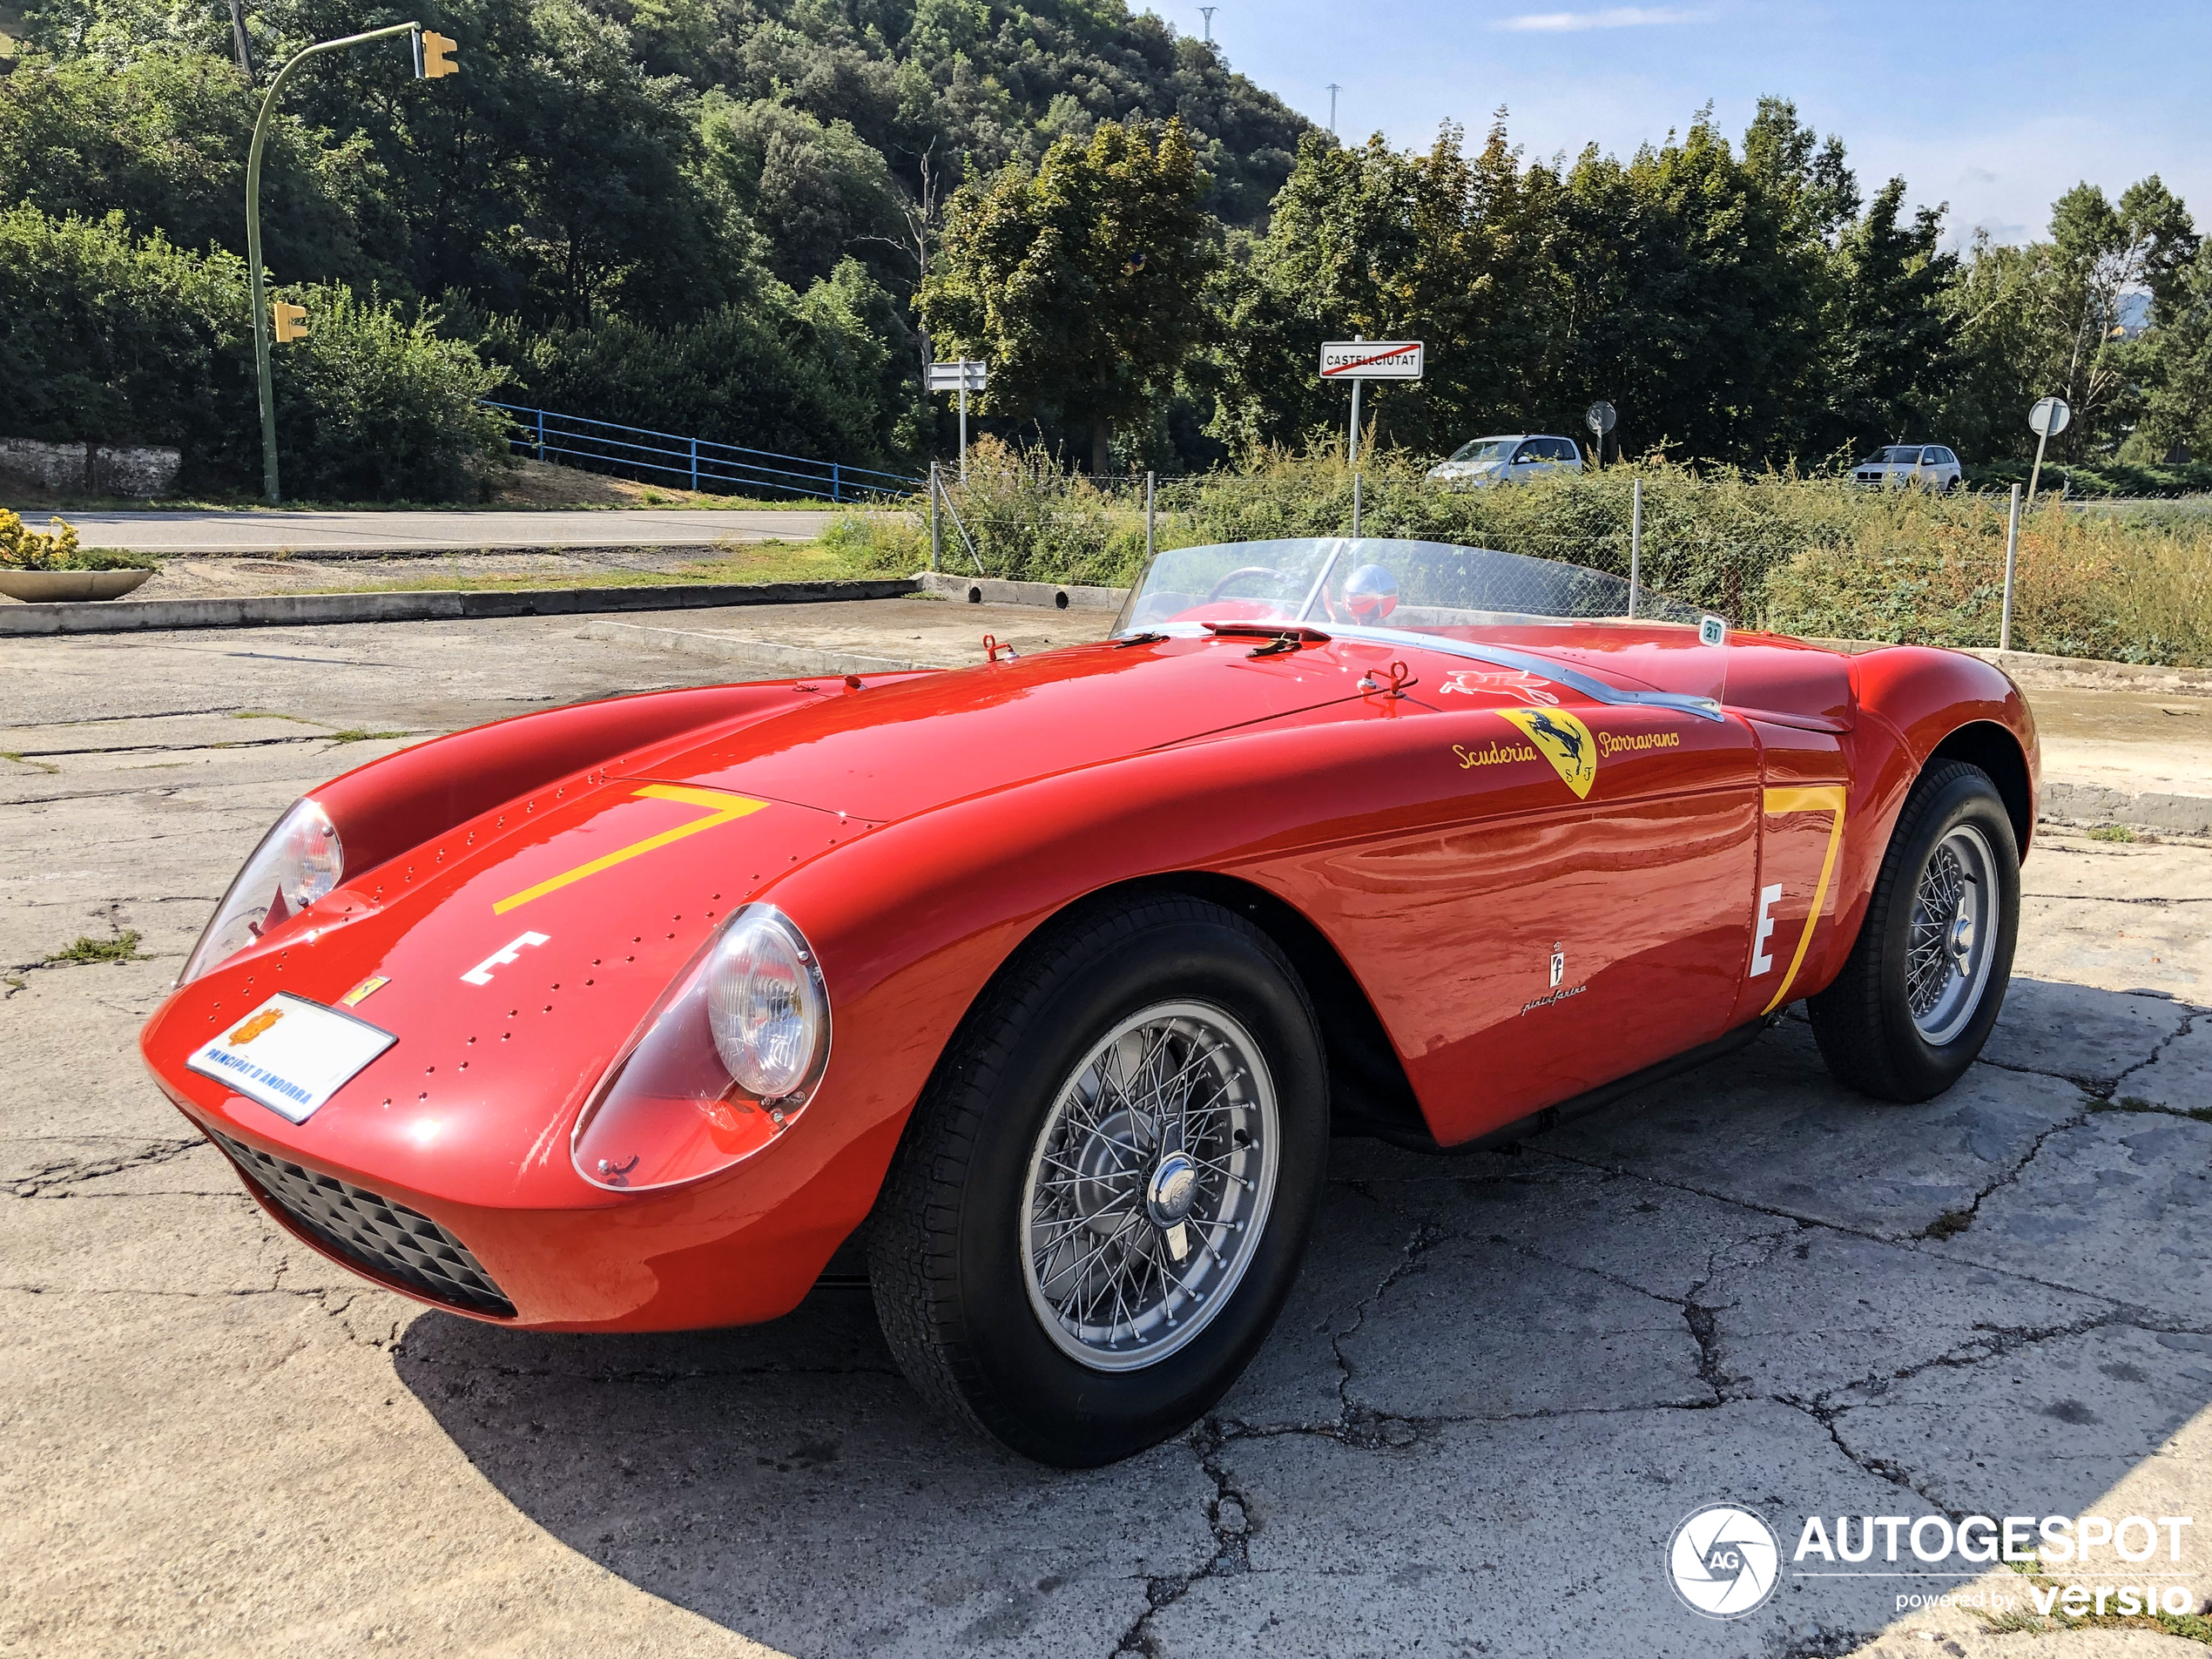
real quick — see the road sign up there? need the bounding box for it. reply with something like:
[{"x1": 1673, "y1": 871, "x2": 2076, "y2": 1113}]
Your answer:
[
  {"x1": 1319, "y1": 341, "x2": 1424, "y2": 381},
  {"x1": 2028, "y1": 395, "x2": 2071, "y2": 438},
  {"x1": 271, "y1": 301, "x2": 308, "y2": 343},
  {"x1": 1586, "y1": 401, "x2": 1616, "y2": 435},
  {"x1": 927, "y1": 361, "x2": 988, "y2": 393}
]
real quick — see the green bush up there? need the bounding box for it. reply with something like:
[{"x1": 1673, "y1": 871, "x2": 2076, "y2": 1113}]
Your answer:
[
  {"x1": 904, "y1": 443, "x2": 2212, "y2": 666},
  {"x1": 481, "y1": 259, "x2": 926, "y2": 481},
  {"x1": 0, "y1": 205, "x2": 509, "y2": 499}
]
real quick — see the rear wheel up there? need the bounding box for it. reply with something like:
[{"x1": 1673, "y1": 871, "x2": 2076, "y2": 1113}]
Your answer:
[
  {"x1": 1808, "y1": 762, "x2": 2019, "y2": 1100},
  {"x1": 868, "y1": 893, "x2": 1328, "y2": 1467}
]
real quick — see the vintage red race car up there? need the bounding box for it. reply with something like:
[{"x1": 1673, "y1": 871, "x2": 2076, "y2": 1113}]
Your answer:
[{"x1": 140, "y1": 536, "x2": 2036, "y2": 1465}]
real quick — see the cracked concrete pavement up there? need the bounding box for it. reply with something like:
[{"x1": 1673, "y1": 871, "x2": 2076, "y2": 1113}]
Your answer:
[{"x1": 4, "y1": 604, "x2": 2210, "y2": 1659}]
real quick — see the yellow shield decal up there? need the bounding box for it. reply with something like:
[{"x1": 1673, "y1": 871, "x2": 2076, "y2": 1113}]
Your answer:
[{"x1": 1498, "y1": 708, "x2": 1598, "y2": 799}]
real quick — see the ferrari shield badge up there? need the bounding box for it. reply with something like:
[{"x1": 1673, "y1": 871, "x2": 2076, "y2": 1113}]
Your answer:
[{"x1": 1498, "y1": 708, "x2": 1598, "y2": 799}]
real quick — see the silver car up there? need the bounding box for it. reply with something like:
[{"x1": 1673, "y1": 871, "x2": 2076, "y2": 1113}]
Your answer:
[
  {"x1": 1426, "y1": 433, "x2": 1584, "y2": 488},
  {"x1": 1853, "y1": 444, "x2": 1964, "y2": 491}
]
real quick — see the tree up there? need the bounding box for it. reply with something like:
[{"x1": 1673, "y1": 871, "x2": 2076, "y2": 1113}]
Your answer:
[{"x1": 921, "y1": 118, "x2": 1213, "y2": 471}]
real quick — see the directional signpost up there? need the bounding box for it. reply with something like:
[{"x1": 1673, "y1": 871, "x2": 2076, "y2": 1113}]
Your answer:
[
  {"x1": 1320, "y1": 339, "x2": 1424, "y2": 466},
  {"x1": 2026, "y1": 395, "x2": 2071, "y2": 509},
  {"x1": 927, "y1": 359, "x2": 988, "y2": 481}
]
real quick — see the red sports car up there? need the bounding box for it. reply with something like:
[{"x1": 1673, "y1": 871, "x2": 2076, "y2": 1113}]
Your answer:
[{"x1": 140, "y1": 537, "x2": 2036, "y2": 1465}]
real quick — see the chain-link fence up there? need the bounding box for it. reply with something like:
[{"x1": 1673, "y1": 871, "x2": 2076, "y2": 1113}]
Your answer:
[{"x1": 822, "y1": 449, "x2": 2212, "y2": 666}]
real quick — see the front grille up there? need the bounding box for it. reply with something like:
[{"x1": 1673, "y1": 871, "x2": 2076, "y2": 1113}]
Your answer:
[{"x1": 210, "y1": 1130, "x2": 516, "y2": 1317}]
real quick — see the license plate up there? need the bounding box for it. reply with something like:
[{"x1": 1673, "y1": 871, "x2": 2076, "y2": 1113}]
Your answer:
[{"x1": 186, "y1": 993, "x2": 397, "y2": 1123}]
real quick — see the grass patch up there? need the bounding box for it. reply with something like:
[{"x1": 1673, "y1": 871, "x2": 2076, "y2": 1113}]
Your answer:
[
  {"x1": 231, "y1": 711, "x2": 316, "y2": 722},
  {"x1": 1923, "y1": 1209, "x2": 1974, "y2": 1239},
  {"x1": 1983, "y1": 1559, "x2": 2212, "y2": 1644},
  {"x1": 44, "y1": 930, "x2": 146, "y2": 966},
  {"x1": 2087, "y1": 823, "x2": 2138, "y2": 842},
  {"x1": 323, "y1": 729, "x2": 408, "y2": 744},
  {"x1": 0, "y1": 750, "x2": 60, "y2": 773}
]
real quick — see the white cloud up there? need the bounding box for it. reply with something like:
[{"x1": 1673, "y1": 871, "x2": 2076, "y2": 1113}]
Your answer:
[{"x1": 1493, "y1": 7, "x2": 1707, "y2": 31}]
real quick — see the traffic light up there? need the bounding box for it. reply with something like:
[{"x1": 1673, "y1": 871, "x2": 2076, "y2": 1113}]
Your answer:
[
  {"x1": 415, "y1": 28, "x2": 456, "y2": 78},
  {"x1": 271, "y1": 301, "x2": 308, "y2": 343}
]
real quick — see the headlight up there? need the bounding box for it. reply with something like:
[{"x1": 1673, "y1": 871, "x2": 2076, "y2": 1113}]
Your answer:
[
  {"x1": 572, "y1": 904, "x2": 830, "y2": 1190},
  {"x1": 179, "y1": 799, "x2": 343, "y2": 986}
]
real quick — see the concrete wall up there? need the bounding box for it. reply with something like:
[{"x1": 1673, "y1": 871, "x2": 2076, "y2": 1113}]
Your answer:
[{"x1": 0, "y1": 438, "x2": 181, "y2": 499}]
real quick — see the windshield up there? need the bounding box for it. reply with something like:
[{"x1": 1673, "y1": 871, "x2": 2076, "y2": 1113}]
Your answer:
[
  {"x1": 1865, "y1": 447, "x2": 1926, "y2": 464},
  {"x1": 1447, "y1": 437, "x2": 1520, "y2": 463},
  {"x1": 1111, "y1": 537, "x2": 1729, "y2": 711}
]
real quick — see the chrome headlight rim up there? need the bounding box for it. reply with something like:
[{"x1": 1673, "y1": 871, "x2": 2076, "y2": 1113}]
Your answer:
[{"x1": 569, "y1": 901, "x2": 832, "y2": 1195}]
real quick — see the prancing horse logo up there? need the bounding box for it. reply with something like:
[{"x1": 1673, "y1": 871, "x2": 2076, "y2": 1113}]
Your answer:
[{"x1": 1498, "y1": 707, "x2": 1599, "y2": 799}]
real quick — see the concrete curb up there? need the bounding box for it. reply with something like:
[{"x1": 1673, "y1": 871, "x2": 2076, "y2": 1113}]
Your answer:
[
  {"x1": 2041, "y1": 780, "x2": 2212, "y2": 838},
  {"x1": 914, "y1": 571, "x2": 1129, "y2": 610},
  {"x1": 0, "y1": 577, "x2": 920, "y2": 636}
]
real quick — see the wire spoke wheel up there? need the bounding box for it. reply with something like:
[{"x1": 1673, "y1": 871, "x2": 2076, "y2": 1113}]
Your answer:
[
  {"x1": 1905, "y1": 824, "x2": 1998, "y2": 1045},
  {"x1": 1021, "y1": 1000, "x2": 1278, "y2": 1372}
]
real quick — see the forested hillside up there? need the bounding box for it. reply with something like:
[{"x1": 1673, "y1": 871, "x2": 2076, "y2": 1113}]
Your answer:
[{"x1": 1, "y1": 0, "x2": 2206, "y2": 497}]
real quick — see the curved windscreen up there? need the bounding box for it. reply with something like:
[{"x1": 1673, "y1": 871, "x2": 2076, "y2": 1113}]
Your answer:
[{"x1": 1112, "y1": 537, "x2": 1729, "y2": 713}]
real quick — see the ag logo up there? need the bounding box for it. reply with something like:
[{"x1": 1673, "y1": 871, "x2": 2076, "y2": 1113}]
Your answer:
[
  {"x1": 1666, "y1": 1503, "x2": 1780, "y2": 1619},
  {"x1": 1498, "y1": 707, "x2": 1597, "y2": 799}
]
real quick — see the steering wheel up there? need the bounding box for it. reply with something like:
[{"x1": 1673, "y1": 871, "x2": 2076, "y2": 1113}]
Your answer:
[{"x1": 1205, "y1": 566, "x2": 1295, "y2": 603}]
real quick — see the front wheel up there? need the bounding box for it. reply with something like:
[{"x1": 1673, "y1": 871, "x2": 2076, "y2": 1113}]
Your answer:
[
  {"x1": 868, "y1": 893, "x2": 1328, "y2": 1466},
  {"x1": 1808, "y1": 761, "x2": 2020, "y2": 1100}
]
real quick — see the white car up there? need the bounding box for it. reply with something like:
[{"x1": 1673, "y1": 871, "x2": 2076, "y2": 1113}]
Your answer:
[
  {"x1": 1426, "y1": 434, "x2": 1584, "y2": 488},
  {"x1": 1853, "y1": 444, "x2": 1964, "y2": 491}
]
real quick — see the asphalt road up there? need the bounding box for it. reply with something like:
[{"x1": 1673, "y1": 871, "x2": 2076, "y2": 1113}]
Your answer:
[
  {"x1": 3, "y1": 605, "x2": 2208, "y2": 1659},
  {"x1": 38, "y1": 507, "x2": 839, "y2": 556}
]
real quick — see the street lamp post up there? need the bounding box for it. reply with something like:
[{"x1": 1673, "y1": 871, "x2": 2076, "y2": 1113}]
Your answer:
[{"x1": 246, "y1": 21, "x2": 454, "y2": 503}]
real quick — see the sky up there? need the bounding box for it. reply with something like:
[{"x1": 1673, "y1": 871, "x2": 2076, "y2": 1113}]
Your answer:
[{"x1": 1161, "y1": 1, "x2": 2212, "y2": 247}]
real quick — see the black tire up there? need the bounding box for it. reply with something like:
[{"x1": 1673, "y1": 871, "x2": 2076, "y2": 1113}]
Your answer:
[
  {"x1": 1808, "y1": 761, "x2": 2020, "y2": 1101},
  {"x1": 867, "y1": 891, "x2": 1329, "y2": 1467}
]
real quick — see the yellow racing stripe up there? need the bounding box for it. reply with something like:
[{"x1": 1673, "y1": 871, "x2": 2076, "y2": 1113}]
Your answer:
[
  {"x1": 1760, "y1": 784, "x2": 1848, "y2": 1015},
  {"x1": 492, "y1": 784, "x2": 767, "y2": 914}
]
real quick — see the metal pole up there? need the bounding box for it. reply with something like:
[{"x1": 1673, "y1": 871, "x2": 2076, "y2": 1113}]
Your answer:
[
  {"x1": 689, "y1": 436, "x2": 698, "y2": 493},
  {"x1": 2000, "y1": 482, "x2": 2021, "y2": 651},
  {"x1": 958, "y1": 383, "x2": 968, "y2": 483},
  {"x1": 832, "y1": 462, "x2": 840, "y2": 504},
  {"x1": 1145, "y1": 470, "x2": 1156, "y2": 560},
  {"x1": 929, "y1": 463, "x2": 942, "y2": 572},
  {"x1": 535, "y1": 408, "x2": 545, "y2": 462},
  {"x1": 2026, "y1": 427, "x2": 2051, "y2": 511},
  {"x1": 1348, "y1": 377, "x2": 1363, "y2": 469},
  {"x1": 1629, "y1": 478, "x2": 1642, "y2": 620},
  {"x1": 246, "y1": 21, "x2": 421, "y2": 504},
  {"x1": 1352, "y1": 471, "x2": 1363, "y2": 537}
]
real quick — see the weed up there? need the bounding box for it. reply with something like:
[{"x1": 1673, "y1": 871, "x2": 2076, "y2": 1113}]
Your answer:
[
  {"x1": 1, "y1": 750, "x2": 60, "y2": 773},
  {"x1": 323, "y1": 729, "x2": 408, "y2": 744},
  {"x1": 2087, "y1": 823, "x2": 2138, "y2": 842},
  {"x1": 1924, "y1": 1209, "x2": 1974, "y2": 1239},
  {"x1": 44, "y1": 931, "x2": 146, "y2": 966}
]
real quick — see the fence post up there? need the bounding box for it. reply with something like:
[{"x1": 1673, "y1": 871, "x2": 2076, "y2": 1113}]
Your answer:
[
  {"x1": 929, "y1": 463, "x2": 942, "y2": 572},
  {"x1": 2000, "y1": 482, "x2": 2021, "y2": 652},
  {"x1": 1352, "y1": 471, "x2": 1363, "y2": 537},
  {"x1": 1145, "y1": 470, "x2": 1156, "y2": 560},
  {"x1": 689, "y1": 436, "x2": 698, "y2": 494},
  {"x1": 1629, "y1": 478, "x2": 1642, "y2": 620},
  {"x1": 535, "y1": 408, "x2": 545, "y2": 462},
  {"x1": 832, "y1": 462, "x2": 841, "y2": 504}
]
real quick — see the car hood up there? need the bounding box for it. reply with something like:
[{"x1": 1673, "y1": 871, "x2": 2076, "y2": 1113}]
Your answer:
[{"x1": 644, "y1": 636, "x2": 1362, "y2": 822}]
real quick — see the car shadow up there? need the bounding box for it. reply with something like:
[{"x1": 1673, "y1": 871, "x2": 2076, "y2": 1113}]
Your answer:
[{"x1": 395, "y1": 980, "x2": 2211, "y2": 1658}]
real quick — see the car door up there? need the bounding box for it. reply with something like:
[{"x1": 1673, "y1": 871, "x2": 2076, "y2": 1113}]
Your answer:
[
  {"x1": 1508, "y1": 440, "x2": 1547, "y2": 481},
  {"x1": 1258, "y1": 666, "x2": 1761, "y2": 1147}
]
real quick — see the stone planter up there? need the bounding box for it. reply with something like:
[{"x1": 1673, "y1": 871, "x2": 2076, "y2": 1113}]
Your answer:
[{"x1": 0, "y1": 568, "x2": 154, "y2": 603}]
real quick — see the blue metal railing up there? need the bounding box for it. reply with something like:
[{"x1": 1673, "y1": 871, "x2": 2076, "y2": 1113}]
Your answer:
[{"x1": 483, "y1": 401, "x2": 923, "y2": 502}]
